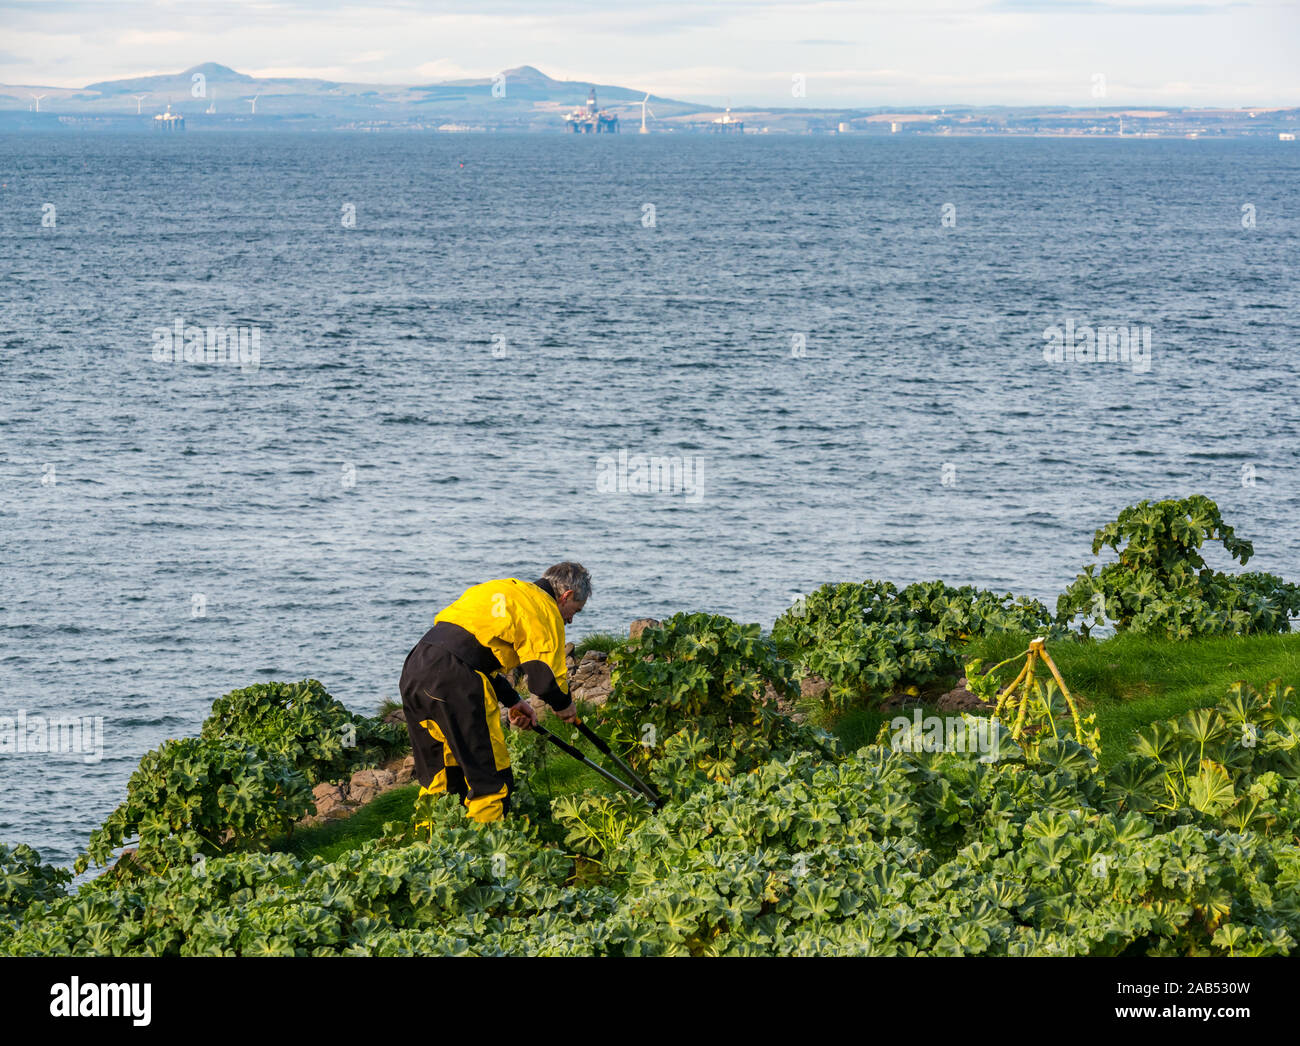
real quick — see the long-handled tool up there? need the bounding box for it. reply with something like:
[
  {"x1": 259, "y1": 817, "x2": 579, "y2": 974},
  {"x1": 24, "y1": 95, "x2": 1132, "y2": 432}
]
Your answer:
[
  {"x1": 572, "y1": 718, "x2": 663, "y2": 807},
  {"x1": 531, "y1": 722, "x2": 661, "y2": 810}
]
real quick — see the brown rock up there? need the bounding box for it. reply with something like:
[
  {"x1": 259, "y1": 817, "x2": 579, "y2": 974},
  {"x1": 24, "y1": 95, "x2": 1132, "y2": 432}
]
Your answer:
[
  {"x1": 383, "y1": 705, "x2": 406, "y2": 726},
  {"x1": 348, "y1": 767, "x2": 395, "y2": 806},
  {"x1": 569, "y1": 650, "x2": 613, "y2": 707},
  {"x1": 111, "y1": 848, "x2": 140, "y2": 875},
  {"x1": 353, "y1": 768, "x2": 396, "y2": 789},
  {"x1": 879, "y1": 692, "x2": 917, "y2": 712},
  {"x1": 936, "y1": 677, "x2": 993, "y2": 713},
  {"x1": 564, "y1": 642, "x2": 575, "y2": 656},
  {"x1": 799, "y1": 674, "x2": 830, "y2": 701},
  {"x1": 300, "y1": 779, "x2": 356, "y2": 821},
  {"x1": 311, "y1": 782, "x2": 348, "y2": 819},
  {"x1": 393, "y1": 754, "x2": 415, "y2": 786},
  {"x1": 628, "y1": 618, "x2": 661, "y2": 640}
]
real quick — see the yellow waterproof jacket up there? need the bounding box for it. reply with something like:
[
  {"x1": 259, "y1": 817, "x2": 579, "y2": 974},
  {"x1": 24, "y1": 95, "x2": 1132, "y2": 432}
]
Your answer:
[{"x1": 433, "y1": 578, "x2": 570, "y2": 709}]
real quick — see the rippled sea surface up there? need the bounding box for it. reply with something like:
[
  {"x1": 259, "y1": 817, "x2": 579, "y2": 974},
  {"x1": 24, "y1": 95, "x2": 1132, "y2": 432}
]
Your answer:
[{"x1": 2, "y1": 132, "x2": 1298, "y2": 863}]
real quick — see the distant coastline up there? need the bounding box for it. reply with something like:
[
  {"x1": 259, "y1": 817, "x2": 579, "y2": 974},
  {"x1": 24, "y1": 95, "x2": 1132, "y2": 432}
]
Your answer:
[
  {"x1": 2, "y1": 62, "x2": 1296, "y2": 138},
  {"x1": 4, "y1": 115, "x2": 1296, "y2": 139}
]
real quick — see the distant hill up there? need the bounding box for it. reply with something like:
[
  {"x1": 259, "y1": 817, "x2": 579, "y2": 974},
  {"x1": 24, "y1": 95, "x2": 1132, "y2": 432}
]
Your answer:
[
  {"x1": 83, "y1": 62, "x2": 258, "y2": 94},
  {"x1": 1, "y1": 62, "x2": 1296, "y2": 137},
  {"x1": 436, "y1": 64, "x2": 674, "y2": 104},
  {"x1": 0, "y1": 62, "x2": 706, "y2": 128}
]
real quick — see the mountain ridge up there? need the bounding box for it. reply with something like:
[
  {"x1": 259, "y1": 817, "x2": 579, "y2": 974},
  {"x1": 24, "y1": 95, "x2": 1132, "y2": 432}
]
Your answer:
[
  {"x1": 2, "y1": 62, "x2": 1296, "y2": 137},
  {"x1": 10, "y1": 61, "x2": 689, "y2": 107}
]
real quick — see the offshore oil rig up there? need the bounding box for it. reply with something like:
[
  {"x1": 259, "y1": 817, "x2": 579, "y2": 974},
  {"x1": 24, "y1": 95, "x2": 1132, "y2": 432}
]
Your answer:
[
  {"x1": 564, "y1": 88, "x2": 619, "y2": 133},
  {"x1": 153, "y1": 103, "x2": 185, "y2": 130},
  {"x1": 707, "y1": 107, "x2": 743, "y2": 133}
]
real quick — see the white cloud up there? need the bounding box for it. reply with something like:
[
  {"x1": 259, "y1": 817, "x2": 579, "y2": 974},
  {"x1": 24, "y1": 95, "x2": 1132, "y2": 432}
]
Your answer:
[
  {"x1": 115, "y1": 30, "x2": 192, "y2": 46},
  {"x1": 2, "y1": 0, "x2": 1297, "y2": 104},
  {"x1": 413, "y1": 59, "x2": 486, "y2": 80}
]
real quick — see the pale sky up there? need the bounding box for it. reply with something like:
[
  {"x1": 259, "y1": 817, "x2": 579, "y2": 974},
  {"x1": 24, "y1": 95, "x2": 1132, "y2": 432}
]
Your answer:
[{"x1": 2, "y1": 0, "x2": 1298, "y2": 107}]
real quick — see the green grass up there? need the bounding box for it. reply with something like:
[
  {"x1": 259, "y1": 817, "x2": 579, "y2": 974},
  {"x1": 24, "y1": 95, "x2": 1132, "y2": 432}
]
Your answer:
[
  {"x1": 959, "y1": 631, "x2": 1300, "y2": 767},
  {"x1": 572, "y1": 632, "x2": 625, "y2": 656},
  {"x1": 274, "y1": 785, "x2": 421, "y2": 862},
  {"x1": 823, "y1": 704, "x2": 895, "y2": 750}
]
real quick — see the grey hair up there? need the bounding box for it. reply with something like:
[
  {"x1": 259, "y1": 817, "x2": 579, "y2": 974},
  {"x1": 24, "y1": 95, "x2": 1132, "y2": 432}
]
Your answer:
[{"x1": 541, "y1": 562, "x2": 592, "y2": 603}]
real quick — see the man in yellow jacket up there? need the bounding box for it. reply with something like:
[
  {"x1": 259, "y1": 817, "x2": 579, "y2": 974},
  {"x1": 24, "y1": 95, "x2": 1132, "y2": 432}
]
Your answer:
[{"x1": 399, "y1": 562, "x2": 589, "y2": 822}]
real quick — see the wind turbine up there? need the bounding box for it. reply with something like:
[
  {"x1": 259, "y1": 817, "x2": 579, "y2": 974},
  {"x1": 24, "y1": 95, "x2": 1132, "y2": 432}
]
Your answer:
[
  {"x1": 29, "y1": 93, "x2": 46, "y2": 113},
  {"x1": 131, "y1": 94, "x2": 148, "y2": 114},
  {"x1": 247, "y1": 94, "x2": 259, "y2": 115},
  {"x1": 639, "y1": 92, "x2": 655, "y2": 134}
]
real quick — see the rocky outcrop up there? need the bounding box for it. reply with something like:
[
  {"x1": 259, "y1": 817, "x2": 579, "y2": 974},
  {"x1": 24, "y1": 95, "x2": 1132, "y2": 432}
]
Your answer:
[
  {"x1": 310, "y1": 782, "x2": 350, "y2": 821},
  {"x1": 347, "y1": 768, "x2": 396, "y2": 806},
  {"x1": 628, "y1": 618, "x2": 661, "y2": 640},
  {"x1": 568, "y1": 649, "x2": 612, "y2": 706},
  {"x1": 935, "y1": 676, "x2": 994, "y2": 713},
  {"x1": 298, "y1": 754, "x2": 416, "y2": 827}
]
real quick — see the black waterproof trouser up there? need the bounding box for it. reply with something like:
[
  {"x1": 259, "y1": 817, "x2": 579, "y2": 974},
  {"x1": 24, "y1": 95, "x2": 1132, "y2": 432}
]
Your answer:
[{"x1": 399, "y1": 636, "x2": 514, "y2": 823}]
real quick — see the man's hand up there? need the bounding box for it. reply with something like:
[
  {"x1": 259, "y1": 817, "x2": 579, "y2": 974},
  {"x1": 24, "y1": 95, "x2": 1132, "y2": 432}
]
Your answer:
[
  {"x1": 507, "y1": 701, "x2": 537, "y2": 731},
  {"x1": 554, "y1": 701, "x2": 578, "y2": 724}
]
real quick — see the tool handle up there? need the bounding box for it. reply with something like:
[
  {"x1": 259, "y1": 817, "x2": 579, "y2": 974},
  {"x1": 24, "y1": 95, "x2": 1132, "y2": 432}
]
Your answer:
[
  {"x1": 573, "y1": 719, "x2": 663, "y2": 805},
  {"x1": 533, "y1": 723, "x2": 661, "y2": 809},
  {"x1": 573, "y1": 718, "x2": 614, "y2": 755},
  {"x1": 533, "y1": 723, "x2": 586, "y2": 762}
]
